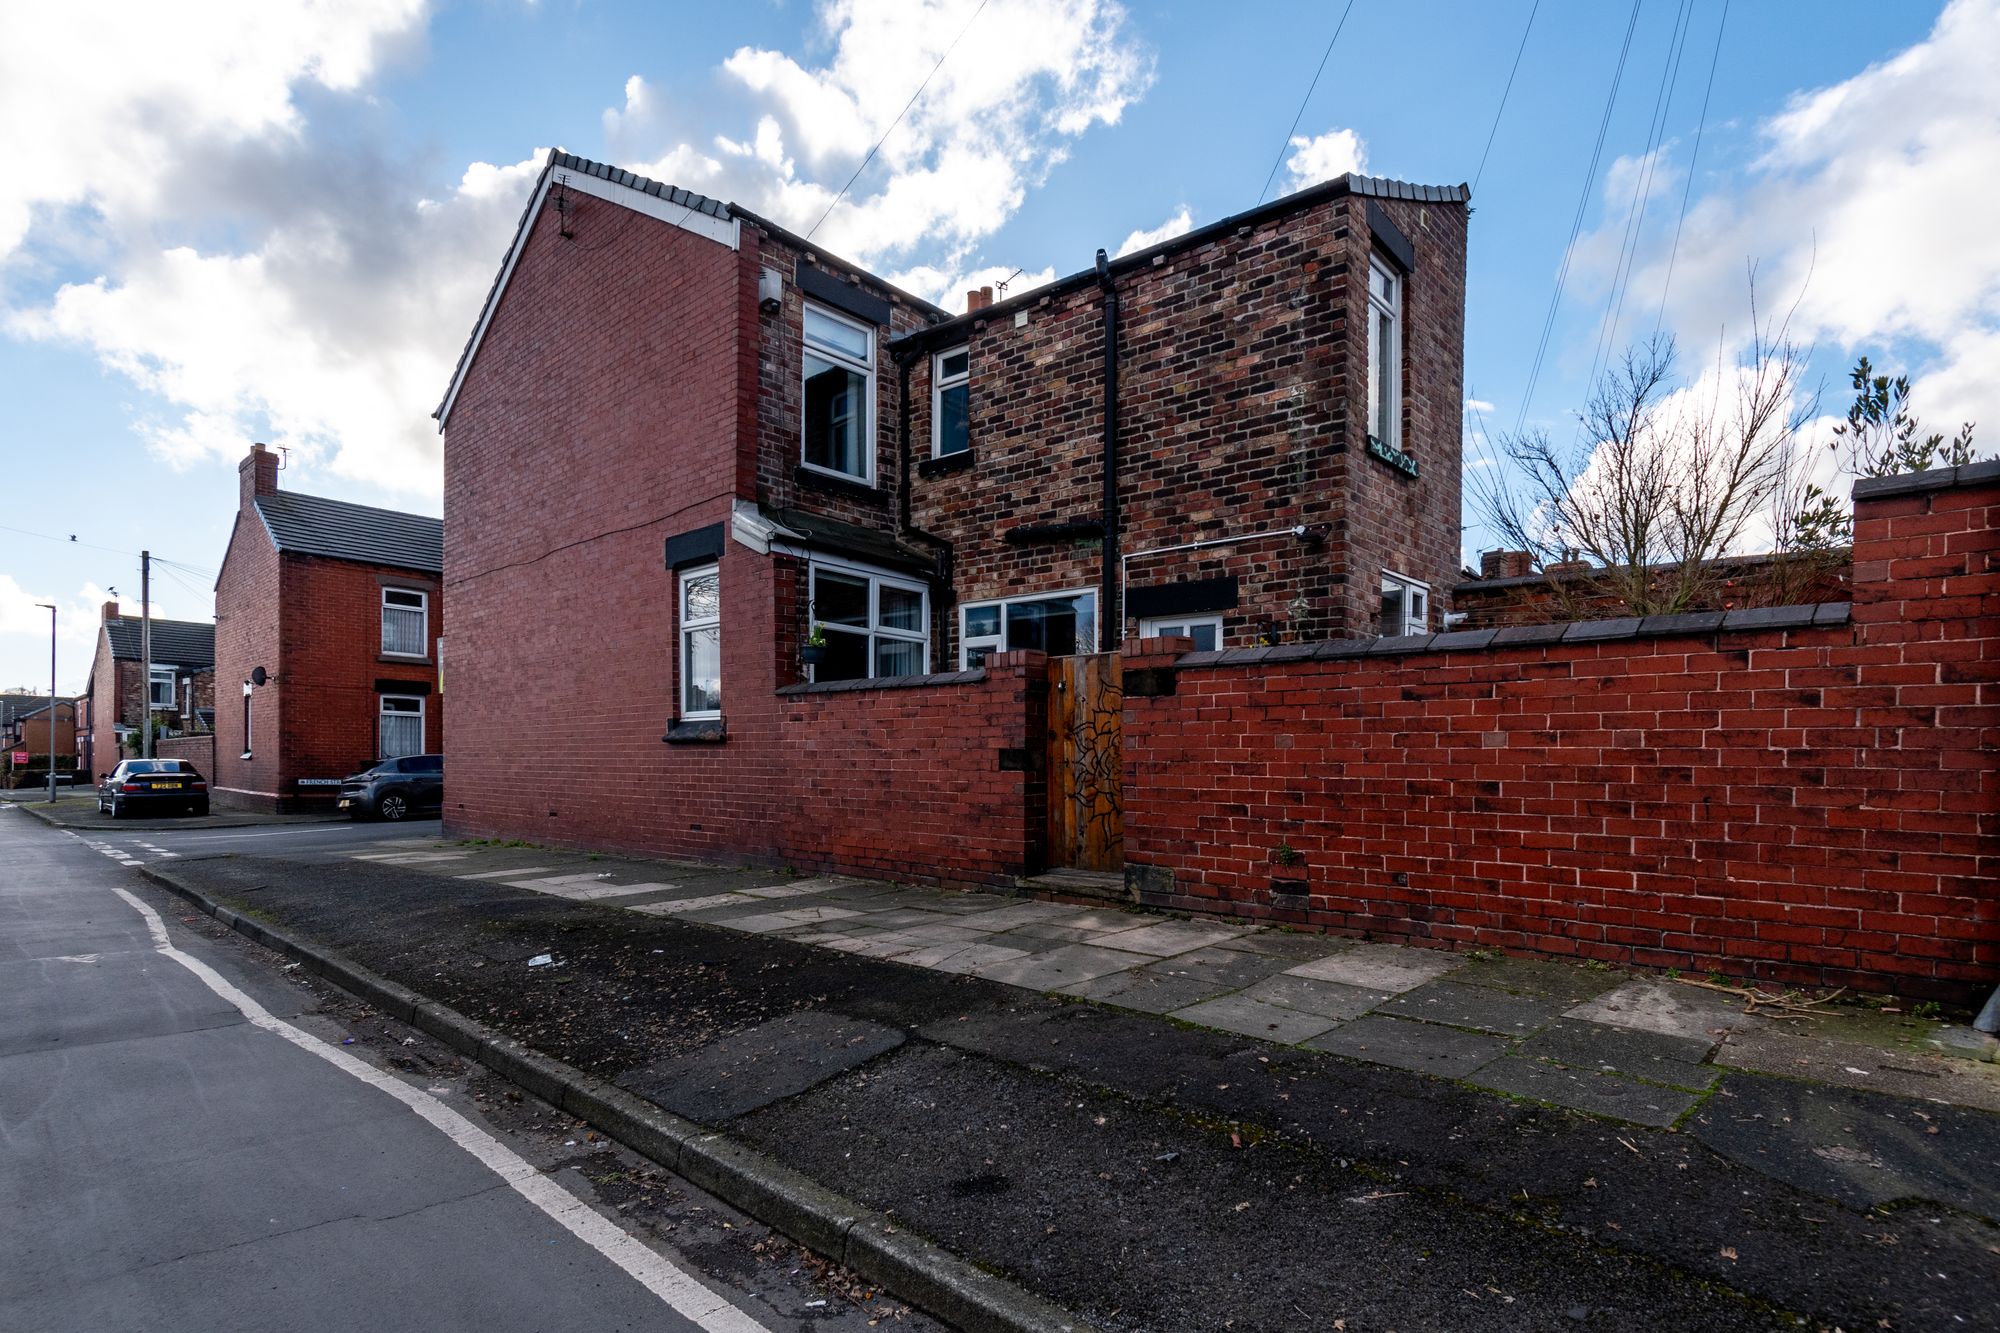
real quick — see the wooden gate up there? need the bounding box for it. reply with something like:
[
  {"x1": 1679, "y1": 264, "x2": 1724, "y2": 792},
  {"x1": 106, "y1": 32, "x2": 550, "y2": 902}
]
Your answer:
[{"x1": 1046, "y1": 653, "x2": 1123, "y2": 871}]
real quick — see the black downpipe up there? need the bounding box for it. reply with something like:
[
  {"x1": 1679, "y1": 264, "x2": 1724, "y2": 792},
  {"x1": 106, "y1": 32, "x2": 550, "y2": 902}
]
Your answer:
[{"x1": 1094, "y1": 248, "x2": 1120, "y2": 651}]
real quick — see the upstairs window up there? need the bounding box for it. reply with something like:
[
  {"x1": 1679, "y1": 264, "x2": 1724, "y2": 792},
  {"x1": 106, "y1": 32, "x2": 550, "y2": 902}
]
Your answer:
[
  {"x1": 810, "y1": 561, "x2": 929, "y2": 682},
  {"x1": 932, "y1": 346, "x2": 970, "y2": 457},
  {"x1": 148, "y1": 666, "x2": 176, "y2": 710},
  {"x1": 382, "y1": 588, "x2": 428, "y2": 658},
  {"x1": 1380, "y1": 571, "x2": 1429, "y2": 637},
  {"x1": 1367, "y1": 257, "x2": 1402, "y2": 451},
  {"x1": 679, "y1": 565, "x2": 721, "y2": 719},
  {"x1": 802, "y1": 304, "x2": 875, "y2": 483}
]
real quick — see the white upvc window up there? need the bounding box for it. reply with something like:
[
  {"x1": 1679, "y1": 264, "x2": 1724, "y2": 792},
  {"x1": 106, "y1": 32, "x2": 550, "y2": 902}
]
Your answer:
[
  {"x1": 1139, "y1": 614, "x2": 1223, "y2": 653},
  {"x1": 679, "y1": 565, "x2": 721, "y2": 719},
  {"x1": 382, "y1": 588, "x2": 428, "y2": 658},
  {"x1": 379, "y1": 694, "x2": 425, "y2": 760},
  {"x1": 931, "y1": 346, "x2": 970, "y2": 457},
  {"x1": 1367, "y1": 256, "x2": 1402, "y2": 450},
  {"x1": 148, "y1": 666, "x2": 176, "y2": 710},
  {"x1": 241, "y1": 681, "x2": 253, "y2": 761},
  {"x1": 959, "y1": 588, "x2": 1098, "y2": 667},
  {"x1": 802, "y1": 303, "x2": 875, "y2": 483},
  {"x1": 1380, "y1": 571, "x2": 1430, "y2": 637},
  {"x1": 809, "y1": 558, "x2": 929, "y2": 682}
]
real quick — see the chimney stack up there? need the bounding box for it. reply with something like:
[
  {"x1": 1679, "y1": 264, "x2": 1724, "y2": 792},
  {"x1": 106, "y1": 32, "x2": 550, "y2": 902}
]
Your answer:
[
  {"x1": 966, "y1": 286, "x2": 994, "y2": 312},
  {"x1": 102, "y1": 600, "x2": 120, "y2": 622},
  {"x1": 240, "y1": 441, "x2": 280, "y2": 510},
  {"x1": 1479, "y1": 549, "x2": 1533, "y2": 580}
]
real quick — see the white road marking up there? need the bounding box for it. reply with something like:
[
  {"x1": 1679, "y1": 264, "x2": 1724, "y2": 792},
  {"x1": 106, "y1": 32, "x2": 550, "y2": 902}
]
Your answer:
[{"x1": 104, "y1": 881, "x2": 772, "y2": 1333}]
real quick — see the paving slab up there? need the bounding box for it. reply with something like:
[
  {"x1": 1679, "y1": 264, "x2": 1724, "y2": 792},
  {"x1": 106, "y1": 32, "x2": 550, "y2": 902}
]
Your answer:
[
  {"x1": 1564, "y1": 979, "x2": 1756, "y2": 1043},
  {"x1": 820, "y1": 932, "x2": 931, "y2": 960},
  {"x1": 968, "y1": 943, "x2": 1146, "y2": 991},
  {"x1": 1094, "y1": 920, "x2": 1247, "y2": 957},
  {"x1": 1466, "y1": 1055, "x2": 1700, "y2": 1127},
  {"x1": 894, "y1": 921, "x2": 990, "y2": 946},
  {"x1": 1054, "y1": 945, "x2": 1286, "y2": 1013},
  {"x1": 947, "y1": 902, "x2": 1083, "y2": 933},
  {"x1": 915, "y1": 941, "x2": 1033, "y2": 976},
  {"x1": 715, "y1": 905, "x2": 864, "y2": 934},
  {"x1": 626, "y1": 891, "x2": 762, "y2": 917},
  {"x1": 978, "y1": 928, "x2": 1074, "y2": 957},
  {"x1": 902, "y1": 894, "x2": 1017, "y2": 917},
  {"x1": 1304, "y1": 1014, "x2": 1510, "y2": 1077},
  {"x1": 1284, "y1": 942, "x2": 1462, "y2": 993},
  {"x1": 1043, "y1": 910, "x2": 1152, "y2": 934},
  {"x1": 1236, "y1": 974, "x2": 1385, "y2": 1023},
  {"x1": 1688, "y1": 1073, "x2": 2000, "y2": 1218},
  {"x1": 1516, "y1": 1018, "x2": 1719, "y2": 1089},
  {"x1": 739, "y1": 879, "x2": 845, "y2": 899},
  {"x1": 1380, "y1": 979, "x2": 1569, "y2": 1036},
  {"x1": 1715, "y1": 1027, "x2": 2000, "y2": 1115},
  {"x1": 1213, "y1": 931, "x2": 1353, "y2": 961},
  {"x1": 614, "y1": 1009, "x2": 904, "y2": 1122},
  {"x1": 1170, "y1": 994, "x2": 1340, "y2": 1044},
  {"x1": 1451, "y1": 955, "x2": 1626, "y2": 1003},
  {"x1": 990, "y1": 921, "x2": 1127, "y2": 945}
]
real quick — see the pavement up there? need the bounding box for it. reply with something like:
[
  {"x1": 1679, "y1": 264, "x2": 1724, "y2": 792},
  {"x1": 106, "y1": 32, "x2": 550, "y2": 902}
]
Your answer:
[
  {"x1": 0, "y1": 810, "x2": 946, "y2": 1333},
  {"x1": 15, "y1": 788, "x2": 344, "y2": 832},
  {"x1": 20, "y1": 811, "x2": 2000, "y2": 1331}
]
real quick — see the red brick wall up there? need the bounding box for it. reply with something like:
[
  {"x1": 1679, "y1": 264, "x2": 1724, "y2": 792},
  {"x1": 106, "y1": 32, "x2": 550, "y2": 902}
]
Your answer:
[
  {"x1": 154, "y1": 732, "x2": 214, "y2": 775},
  {"x1": 1122, "y1": 470, "x2": 1999, "y2": 1002},
  {"x1": 214, "y1": 507, "x2": 283, "y2": 807},
  {"x1": 907, "y1": 188, "x2": 1466, "y2": 662}
]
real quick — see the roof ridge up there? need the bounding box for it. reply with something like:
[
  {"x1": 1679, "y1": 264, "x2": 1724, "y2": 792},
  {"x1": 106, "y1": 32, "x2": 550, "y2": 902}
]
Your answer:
[{"x1": 257, "y1": 490, "x2": 443, "y2": 528}]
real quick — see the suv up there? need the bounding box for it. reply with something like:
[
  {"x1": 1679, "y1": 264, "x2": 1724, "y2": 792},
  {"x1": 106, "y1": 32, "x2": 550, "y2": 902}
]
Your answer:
[{"x1": 338, "y1": 754, "x2": 443, "y2": 821}]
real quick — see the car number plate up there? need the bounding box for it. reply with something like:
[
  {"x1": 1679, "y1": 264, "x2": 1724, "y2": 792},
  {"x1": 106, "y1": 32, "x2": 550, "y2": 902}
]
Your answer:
[{"x1": 157, "y1": 782, "x2": 182, "y2": 790}]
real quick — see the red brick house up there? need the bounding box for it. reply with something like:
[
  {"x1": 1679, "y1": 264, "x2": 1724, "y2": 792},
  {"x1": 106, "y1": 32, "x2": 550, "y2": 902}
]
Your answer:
[
  {"x1": 79, "y1": 606, "x2": 214, "y2": 778},
  {"x1": 437, "y1": 151, "x2": 1466, "y2": 869},
  {"x1": 211, "y1": 444, "x2": 443, "y2": 811}
]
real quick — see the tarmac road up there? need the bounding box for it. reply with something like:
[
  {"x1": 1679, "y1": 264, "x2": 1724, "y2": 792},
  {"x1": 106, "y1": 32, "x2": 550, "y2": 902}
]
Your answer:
[{"x1": 0, "y1": 811, "x2": 906, "y2": 1333}]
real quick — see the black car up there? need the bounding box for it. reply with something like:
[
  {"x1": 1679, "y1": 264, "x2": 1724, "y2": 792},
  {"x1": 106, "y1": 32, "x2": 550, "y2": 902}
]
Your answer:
[
  {"x1": 338, "y1": 754, "x2": 443, "y2": 821},
  {"x1": 97, "y1": 759, "x2": 210, "y2": 818}
]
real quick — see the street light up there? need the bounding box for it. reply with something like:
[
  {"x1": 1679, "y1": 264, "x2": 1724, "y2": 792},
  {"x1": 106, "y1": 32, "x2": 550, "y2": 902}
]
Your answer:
[{"x1": 33, "y1": 603, "x2": 55, "y2": 804}]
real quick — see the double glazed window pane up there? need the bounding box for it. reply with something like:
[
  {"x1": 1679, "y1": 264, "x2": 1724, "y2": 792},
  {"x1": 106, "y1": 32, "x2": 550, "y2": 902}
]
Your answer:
[
  {"x1": 380, "y1": 699, "x2": 422, "y2": 759},
  {"x1": 814, "y1": 570, "x2": 869, "y2": 626},
  {"x1": 681, "y1": 569, "x2": 720, "y2": 717},
  {"x1": 804, "y1": 307, "x2": 872, "y2": 480},
  {"x1": 383, "y1": 590, "x2": 426, "y2": 656},
  {"x1": 1367, "y1": 260, "x2": 1399, "y2": 447},
  {"x1": 810, "y1": 566, "x2": 927, "y2": 683},
  {"x1": 934, "y1": 348, "x2": 970, "y2": 457}
]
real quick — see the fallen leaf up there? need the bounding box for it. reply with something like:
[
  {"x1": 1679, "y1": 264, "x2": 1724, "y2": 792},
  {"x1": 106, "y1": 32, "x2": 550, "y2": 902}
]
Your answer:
[{"x1": 1720, "y1": 1247, "x2": 1738, "y2": 1261}]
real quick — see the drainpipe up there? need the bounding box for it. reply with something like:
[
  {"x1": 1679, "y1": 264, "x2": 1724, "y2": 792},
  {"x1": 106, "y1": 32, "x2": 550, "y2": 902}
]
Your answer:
[{"x1": 1095, "y1": 248, "x2": 1120, "y2": 651}]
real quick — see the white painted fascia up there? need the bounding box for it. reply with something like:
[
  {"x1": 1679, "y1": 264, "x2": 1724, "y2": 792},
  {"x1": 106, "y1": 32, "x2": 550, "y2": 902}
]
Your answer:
[
  {"x1": 434, "y1": 162, "x2": 741, "y2": 431},
  {"x1": 729, "y1": 499, "x2": 807, "y2": 557}
]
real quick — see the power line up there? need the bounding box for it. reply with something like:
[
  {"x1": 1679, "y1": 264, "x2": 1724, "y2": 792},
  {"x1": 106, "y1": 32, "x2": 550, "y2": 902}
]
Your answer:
[
  {"x1": 804, "y1": 0, "x2": 989, "y2": 243},
  {"x1": 1471, "y1": 0, "x2": 1541, "y2": 197},
  {"x1": 1511, "y1": 0, "x2": 1644, "y2": 437},
  {"x1": 1585, "y1": 0, "x2": 1695, "y2": 389},
  {"x1": 1257, "y1": 0, "x2": 1360, "y2": 204},
  {"x1": 1654, "y1": 0, "x2": 1730, "y2": 337}
]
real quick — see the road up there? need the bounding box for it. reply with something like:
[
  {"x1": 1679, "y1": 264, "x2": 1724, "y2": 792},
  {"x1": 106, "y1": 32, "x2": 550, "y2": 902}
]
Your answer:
[{"x1": 0, "y1": 809, "x2": 906, "y2": 1332}]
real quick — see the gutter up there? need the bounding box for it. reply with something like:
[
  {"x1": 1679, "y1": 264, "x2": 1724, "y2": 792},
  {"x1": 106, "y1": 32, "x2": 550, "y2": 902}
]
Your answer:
[{"x1": 1095, "y1": 249, "x2": 1120, "y2": 651}]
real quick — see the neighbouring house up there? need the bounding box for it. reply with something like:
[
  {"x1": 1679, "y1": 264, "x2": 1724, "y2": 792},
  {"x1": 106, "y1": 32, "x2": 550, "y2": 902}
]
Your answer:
[
  {"x1": 2, "y1": 696, "x2": 76, "y2": 785},
  {"x1": 80, "y1": 605, "x2": 214, "y2": 779},
  {"x1": 437, "y1": 150, "x2": 1466, "y2": 867},
  {"x1": 211, "y1": 443, "x2": 443, "y2": 811},
  {"x1": 1453, "y1": 548, "x2": 1853, "y2": 627}
]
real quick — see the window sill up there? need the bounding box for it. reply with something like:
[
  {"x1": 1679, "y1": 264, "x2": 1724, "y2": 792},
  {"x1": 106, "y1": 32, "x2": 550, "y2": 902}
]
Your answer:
[
  {"x1": 917, "y1": 449, "x2": 974, "y2": 479},
  {"x1": 664, "y1": 718, "x2": 727, "y2": 744},
  {"x1": 379, "y1": 655, "x2": 433, "y2": 666},
  {"x1": 794, "y1": 465, "x2": 884, "y2": 502},
  {"x1": 1365, "y1": 435, "x2": 1420, "y2": 478}
]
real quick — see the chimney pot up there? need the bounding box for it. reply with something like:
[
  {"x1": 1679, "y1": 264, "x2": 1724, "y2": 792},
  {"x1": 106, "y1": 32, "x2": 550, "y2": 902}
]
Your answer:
[
  {"x1": 966, "y1": 287, "x2": 992, "y2": 312},
  {"x1": 1480, "y1": 549, "x2": 1534, "y2": 580}
]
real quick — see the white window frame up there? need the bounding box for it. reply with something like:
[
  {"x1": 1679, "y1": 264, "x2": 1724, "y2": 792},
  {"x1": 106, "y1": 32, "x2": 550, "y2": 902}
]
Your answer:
[
  {"x1": 148, "y1": 666, "x2": 176, "y2": 710},
  {"x1": 1367, "y1": 255, "x2": 1402, "y2": 450},
  {"x1": 931, "y1": 345, "x2": 970, "y2": 458},
  {"x1": 1139, "y1": 614, "x2": 1224, "y2": 652},
  {"x1": 381, "y1": 588, "x2": 429, "y2": 659},
  {"x1": 240, "y1": 681, "x2": 253, "y2": 761},
  {"x1": 807, "y1": 556, "x2": 930, "y2": 682},
  {"x1": 800, "y1": 302, "x2": 876, "y2": 485},
  {"x1": 1380, "y1": 570, "x2": 1430, "y2": 637},
  {"x1": 678, "y1": 564, "x2": 722, "y2": 720},
  {"x1": 378, "y1": 693, "x2": 426, "y2": 761},
  {"x1": 959, "y1": 587, "x2": 1099, "y2": 667}
]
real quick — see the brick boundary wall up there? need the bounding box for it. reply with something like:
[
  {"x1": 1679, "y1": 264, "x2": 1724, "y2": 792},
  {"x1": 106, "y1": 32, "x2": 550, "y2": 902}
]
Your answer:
[
  {"x1": 1121, "y1": 463, "x2": 1999, "y2": 1002},
  {"x1": 154, "y1": 733, "x2": 216, "y2": 775}
]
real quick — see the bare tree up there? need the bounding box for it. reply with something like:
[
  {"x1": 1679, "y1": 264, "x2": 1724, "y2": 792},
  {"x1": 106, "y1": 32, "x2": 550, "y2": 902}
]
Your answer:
[{"x1": 1470, "y1": 294, "x2": 1818, "y2": 618}]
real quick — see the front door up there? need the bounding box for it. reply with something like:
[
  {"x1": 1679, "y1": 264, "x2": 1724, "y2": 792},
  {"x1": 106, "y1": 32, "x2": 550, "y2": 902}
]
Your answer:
[{"x1": 1045, "y1": 653, "x2": 1123, "y2": 871}]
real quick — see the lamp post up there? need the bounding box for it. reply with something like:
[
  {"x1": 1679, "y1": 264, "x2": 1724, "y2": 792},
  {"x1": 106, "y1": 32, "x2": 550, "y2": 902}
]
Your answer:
[{"x1": 33, "y1": 603, "x2": 55, "y2": 803}]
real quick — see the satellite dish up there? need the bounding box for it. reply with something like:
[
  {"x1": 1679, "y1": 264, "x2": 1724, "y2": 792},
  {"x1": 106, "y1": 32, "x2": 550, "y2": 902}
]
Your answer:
[{"x1": 250, "y1": 667, "x2": 268, "y2": 686}]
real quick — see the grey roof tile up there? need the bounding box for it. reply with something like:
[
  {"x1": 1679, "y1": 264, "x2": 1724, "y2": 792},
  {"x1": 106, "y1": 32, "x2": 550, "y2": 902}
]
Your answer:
[
  {"x1": 255, "y1": 492, "x2": 441, "y2": 573},
  {"x1": 104, "y1": 618, "x2": 214, "y2": 668}
]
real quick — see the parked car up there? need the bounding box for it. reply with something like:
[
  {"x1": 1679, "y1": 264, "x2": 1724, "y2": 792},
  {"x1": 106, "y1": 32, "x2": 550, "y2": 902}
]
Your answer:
[
  {"x1": 97, "y1": 759, "x2": 209, "y2": 818},
  {"x1": 338, "y1": 754, "x2": 443, "y2": 821}
]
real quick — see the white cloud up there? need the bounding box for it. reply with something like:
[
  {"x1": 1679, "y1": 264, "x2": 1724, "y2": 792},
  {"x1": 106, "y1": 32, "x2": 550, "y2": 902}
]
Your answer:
[
  {"x1": 0, "y1": 576, "x2": 114, "y2": 692},
  {"x1": 1115, "y1": 205, "x2": 1193, "y2": 258},
  {"x1": 1465, "y1": 398, "x2": 1496, "y2": 414},
  {"x1": 1283, "y1": 127, "x2": 1369, "y2": 194},
  {"x1": 1578, "y1": 0, "x2": 2000, "y2": 443}
]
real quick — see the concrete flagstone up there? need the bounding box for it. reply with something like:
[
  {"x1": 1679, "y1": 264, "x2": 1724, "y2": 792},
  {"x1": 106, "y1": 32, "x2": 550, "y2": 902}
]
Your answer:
[
  {"x1": 722, "y1": 906, "x2": 864, "y2": 934},
  {"x1": 1236, "y1": 974, "x2": 1386, "y2": 1023},
  {"x1": 1564, "y1": 979, "x2": 1755, "y2": 1044},
  {"x1": 530, "y1": 881, "x2": 684, "y2": 903},
  {"x1": 1304, "y1": 1014, "x2": 1511, "y2": 1077},
  {"x1": 1466, "y1": 1055, "x2": 1701, "y2": 1128},
  {"x1": 819, "y1": 933, "x2": 931, "y2": 960},
  {"x1": 625, "y1": 891, "x2": 760, "y2": 917},
  {"x1": 1379, "y1": 980, "x2": 1569, "y2": 1036},
  {"x1": 1095, "y1": 920, "x2": 1247, "y2": 957},
  {"x1": 969, "y1": 943, "x2": 1146, "y2": 990},
  {"x1": 895, "y1": 921, "x2": 990, "y2": 946},
  {"x1": 1284, "y1": 942, "x2": 1463, "y2": 993},
  {"x1": 902, "y1": 941, "x2": 1033, "y2": 975},
  {"x1": 1515, "y1": 1018, "x2": 1720, "y2": 1089},
  {"x1": 1214, "y1": 931, "x2": 1353, "y2": 962},
  {"x1": 1056, "y1": 948, "x2": 1288, "y2": 1014},
  {"x1": 455, "y1": 866, "x2": 556, "y2": 880},
  {"x1": 739, "y1": 880, "x2": 845, "y2": 899},
  {"x1": 1170, "y1": 994, "x2": 1340, "y2": 1045}
]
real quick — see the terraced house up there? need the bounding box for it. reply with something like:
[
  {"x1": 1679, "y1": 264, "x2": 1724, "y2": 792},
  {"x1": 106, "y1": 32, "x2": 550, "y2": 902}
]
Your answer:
[
  {"x1": 438, "y1": 150, "x2": 1468, "y2": 881},
  {"x1": 79, "y1": 604, "x2": 214, "y2": 778}
]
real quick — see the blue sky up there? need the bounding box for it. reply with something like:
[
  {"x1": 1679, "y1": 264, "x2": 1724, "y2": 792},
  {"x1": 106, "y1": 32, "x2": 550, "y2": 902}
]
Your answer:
[{"x1": 2, "y1": 0, "x2": 1992, "y2": 691}]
